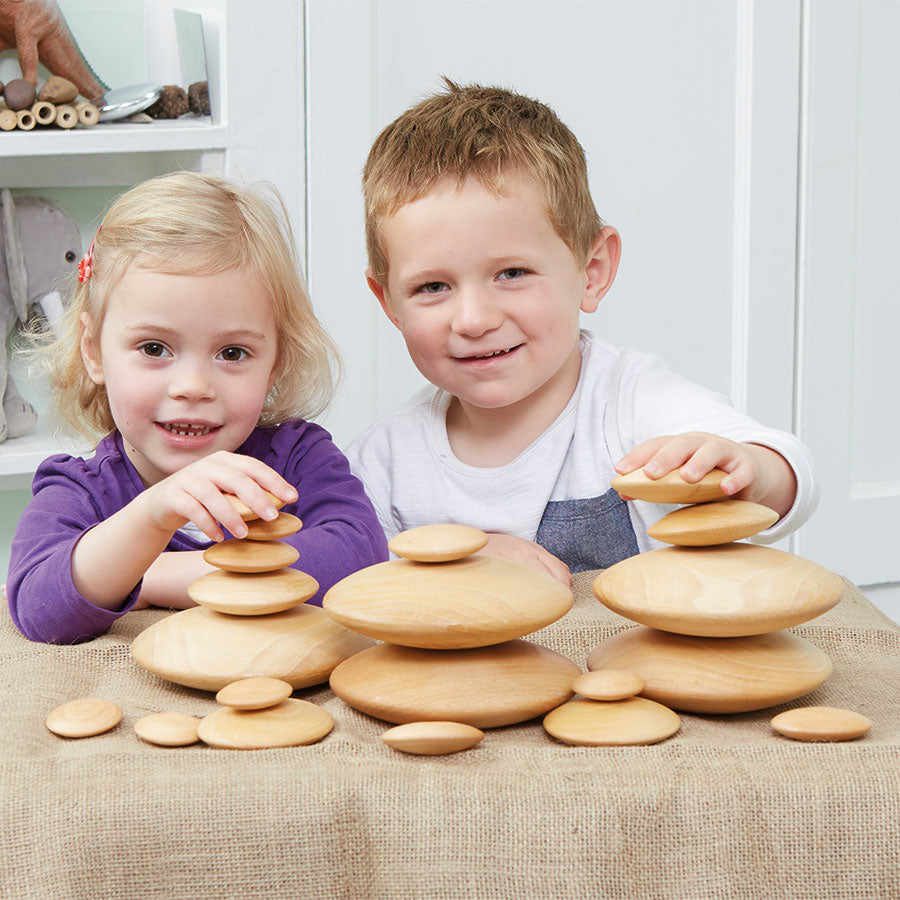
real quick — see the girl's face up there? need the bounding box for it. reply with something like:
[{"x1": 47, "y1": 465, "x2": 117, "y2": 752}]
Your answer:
[{"x1": 81, "y1": 265, "x2": 279, "y2": 486}]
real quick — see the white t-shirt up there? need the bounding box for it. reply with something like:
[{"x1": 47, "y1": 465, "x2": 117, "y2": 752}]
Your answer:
[{"x1": 346, "y1": 331, "x2": 818, "y2": 570}]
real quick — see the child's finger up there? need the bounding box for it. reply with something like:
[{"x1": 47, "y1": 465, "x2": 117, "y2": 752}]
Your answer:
[{"x1": 614, "y1": 436, "x2": 671, "y2": 474}]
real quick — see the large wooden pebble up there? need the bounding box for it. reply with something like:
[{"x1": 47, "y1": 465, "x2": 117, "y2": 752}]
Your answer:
[
  {"x1": 330, "y1": 640, "x2": 580, "y2": 728},
  {"x1": 572, "y1": 669, "x2": 645, "y2": 701},
  {"x1": 224, "y1": 490, "x2": 285, "y2": 521},
  {"x1": 381, "y1": 721, "x2": 485, "y2": 755},
  {"x1": 647, "y1": 500, "x2": 779, "y2": 546},
  {"x1": 132, "y1": 603, "x2": 373, "y2": 691},
  {"x1": 188, "y1": 567, "x2": 318, "y2": 615},
  {"x1": 770, "y1": 706, "x2": 872, "y2": 742},
  {"x1": 610, "y1": 468, "x2": 728, "y2": 503},
  {"x1": 544, "y1": 697, "x2": 681, "y2": 746},
  {"x1": 388, "y1": 524, "x2": 488, "y2": 562},
  {"x1": 324, "y1": 555, "x2": 572, "y2": 649},
  {"x1": 594, "y1": 543, "x2": 844, "y2": 637},
  {"x1": 588, "y1": 627, "x2": 832, "y2": 714},
  {"x1": 198, "y1": 698, "x2": 333, "y2": 749},
  {"x1": 46, "y1": 699, "x2": 122, "y2": 738},
  {"x1": 203, "y1": 538, "x2": 299, "y2": 573},
  {"x1": 243, "y1": 512, "x2": 303, "y2": 541},
  {"x1": 134, "y1": 712, "x2": 201, "y2": 747},
  {"x1": 216, "y1": 677, "x2": 293, "y2": 710}
]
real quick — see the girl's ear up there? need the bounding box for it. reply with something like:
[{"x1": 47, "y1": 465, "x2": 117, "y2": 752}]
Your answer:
[
  {"x1": 581, "y1": 226, "x2": 621, "y2": 314},
  {"x1": 366, "y1": 269, "x2": 402, "y2": 329},
  {"x1": 79, "y1": 312, "x2": 105, "y2": 385}
]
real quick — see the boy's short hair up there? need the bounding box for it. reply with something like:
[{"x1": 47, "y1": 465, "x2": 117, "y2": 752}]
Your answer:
[
  {"x1": 39, "y1": 171, "x2": 339, "y2": 441},
  {"x1": 363, "y1": 78, "x2": 604, "y2": 282}
]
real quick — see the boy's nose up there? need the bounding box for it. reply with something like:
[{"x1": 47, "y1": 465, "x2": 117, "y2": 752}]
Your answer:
[
  {"x1": 167, "y1": 363, "x2": 216, "y2": 401},
  {"x1": 450, "y1": 289, "x2": 503, "y2": 337}
]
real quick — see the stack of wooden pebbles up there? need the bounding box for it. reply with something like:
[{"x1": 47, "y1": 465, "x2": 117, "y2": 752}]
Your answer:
[
  {"x1": 588, "y1": 470, "x2": 846, "y2": 717},
  {"x1": 323, "y1": 524, "x2": 580, "y2": 751},
  {"x1": 0, "y1": 76, "x2": 99, "y2": 132},
  {"x1": 131, "y1": 492, "x2": 373, "y2": 696}
]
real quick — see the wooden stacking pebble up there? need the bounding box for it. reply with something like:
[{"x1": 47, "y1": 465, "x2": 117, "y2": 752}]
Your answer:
[
  {"x1": 324, "y1": 555, "x2": 573, "y2": 649},
  {"x1": 330, "y1": 639, "x2": 580, "y2": 728},
  {"x1": 132, "y1": 603, "x2": 373, "y2": 691},
  {"x1": 610, "y1": 468, "x2": 728, "y2": 504},
  {"x1": 572, "y1": 669, "x2": 645, "y2": 701},
  {"x1": 543, "y1": 697, "x2": 681, "y2": 746},
  {"x1": 647, "y1": 500, "x2": 779, "y2": 546},
  {"x1": 187, "y1": 567, "x2": 318, "y2": 615},
  {"x1": 45, "y1": 699, "x2": 122, "y2": 738},
  {"x1": 134, "y1": 712, "x2": 201, "y2": 747},
  {"x1": 243, "y1": 512, "x2": 303, "y2": 541},
  {"x1": 198, "y1": 698, "x2": 334, "y2": 749},
  {"x1": 224, "y1": 490, "x2": 286, "y2": 520},
  {"x1": 388, "y1": 523, "x2": 489, "y2": 562},
  {"x1": 381, "y1": 721, "x2": 485, "y2": 755},
  {"x1": 770, "y1": 706, "x2": 872, "y2": 742},
  {"x1": 203, "y1": 538, "x2": 299, "y2": 573},
  {"x1": 594, "y1": 543, "x2": 844, "y2": 637},
  {"x1": 216, "y1": 677, "x2": 293, "y2": 710},
  {"x1": 588, "y1": 626, "x2": 833, "y2": 714}
]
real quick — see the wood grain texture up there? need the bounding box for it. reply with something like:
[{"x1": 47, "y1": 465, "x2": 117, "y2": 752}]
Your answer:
[
  {"x1": 187, "y1": 567, "x2": 318, "y2": 616},
  {"x1": 571, "y1": 669, "x2": 645, "y2": 701},
  {"x1": 203, "y1": 539, "x2": 299, "y2": 573},
  {"x1": 388, "y1": 524, "x2": 488, "y2": 562},
  {"x1": 323, "y1": 555, "x2": 573, "y2": 649},
  {"x1": 594, "y1": 544, "x2": 844, "y2": 637},
  {"x1": 610, "y1": 469, "x2": 728, "y2": 503},
  {"x1": 543, "y1": 697, "x2": 681, "y2": 746},
  {"x1": 45, "y1": 698, "x2": 122, "y2": 738},
  {"x1": 134, "y1": 712, "x2": 201, "y2": 747},
  {"x1": 198, "y1": 698, "x2": 334, "y2": 749},
  {"x1": 770, "y1": 706, "x2": 872, "y2": 742},
  {"x1": 647, "y1": 500, "x2": 779, "y2": 546},
  {"x1": 587, "y1": 626, "x2": 833, "y2": 714},
  {"x1": 243, "y1": 512, "x2": 303, "y2": 541},
  {"x1": 381, "y1": 721, "x2": 485, "y2": 755}
]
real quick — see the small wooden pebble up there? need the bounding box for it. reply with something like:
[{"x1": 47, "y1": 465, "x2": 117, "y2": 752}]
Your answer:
[
  {"x1": 381, "y1": 721, "x2": 485, "y2": 755},
  {"x1": 243, "y1": 511, "x2": 303, "y2": 541},
  {"x1": 647, "y1": 499, "x2": 779, "y2": 546},
  {"x1": 216, "y1": 677, "x2": 293, "y2": 710},
  {"x1": 388, "y1": 524, "x2": 489, "y2": 562},
  {"x1": 770, "y1": 706, "x2": 872, "y2": 742},
  {"x1": 134, "y1": 712, "x2": 201, "y2": 747},
  {"x1": 45, "y1": 698, "x2": 122, "y2": 738},
  {"x1": 224, "y1": 490, "x2": 286, "y2": 521},
  {"x1": 203, "y1": 538, "x2": 299, "y2": 573},
  {"x1": 543, "y1": 697, "x2": 681, "y2": 746},
  {"x1": 572, "y1": 669, "x2": 645, "y2": 701},
  {"x1": 198, "y1": 698, "x2": 334, "y2": 749},
  {"x1": 187, "y1": 566, "x2": 318, "y2": 615},
  {"x1": 610, "y1": 468, "x2": 728, "y2": 504}
]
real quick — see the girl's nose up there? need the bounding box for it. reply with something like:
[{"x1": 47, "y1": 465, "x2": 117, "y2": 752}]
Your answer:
[
  {"x1": 450, "y1": 288, "x2": 503, "y2": 337},
  {"x1": 167, "y1": 363, "x2": 215, "y2": 401}
]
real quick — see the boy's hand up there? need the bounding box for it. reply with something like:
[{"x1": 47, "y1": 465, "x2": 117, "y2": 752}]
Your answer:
[
  {"x1": 141, "y1": 450, "x2": 298, "y2": 543},
  {"x1": 615, "y1": 432, "x2": 797, "y2": 518},
  {"x1": 480, "y1": 533, "x2": 572, "y2": 587}
]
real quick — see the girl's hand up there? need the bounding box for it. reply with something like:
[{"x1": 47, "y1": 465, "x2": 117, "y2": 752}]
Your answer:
[
  {"x1": 615, "y1": 432, "x2": 796, "y2": 517},
  {"x1": 141, "y1": 450, "x2": 298, "y2": 542},
  {"x1": 480, "y1": 533, "x2": 572, "y2": 587}
]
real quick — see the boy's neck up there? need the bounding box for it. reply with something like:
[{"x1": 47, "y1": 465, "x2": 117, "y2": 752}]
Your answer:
[{"x1": 444, "y1": 343, "x2": 583, "y2": 467}]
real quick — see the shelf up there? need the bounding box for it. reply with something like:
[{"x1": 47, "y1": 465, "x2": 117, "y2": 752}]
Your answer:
[{"x1": 0, "y1": 416, "x2": 89, "y2": 481}]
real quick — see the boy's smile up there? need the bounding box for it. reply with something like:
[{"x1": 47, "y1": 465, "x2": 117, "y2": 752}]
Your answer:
[{"x1": 369, "y1": 173, "x2": 618, "y2": 461}]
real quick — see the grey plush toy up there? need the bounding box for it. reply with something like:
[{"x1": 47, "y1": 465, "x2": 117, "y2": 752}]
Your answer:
[{"x1": 0, "y1": 188, "x2": 81, "y2": 443}]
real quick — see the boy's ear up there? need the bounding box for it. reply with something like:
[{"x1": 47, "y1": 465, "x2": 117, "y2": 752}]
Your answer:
[
  {"x1": 581, "y1": 226, "x2": 621, "y2": 314},
  {"x1": 79, "y1": 312, "x2": 105, "y2": 385},
  {"x1": 366, "y1": 268, "x2": 402, "y2": 329}
]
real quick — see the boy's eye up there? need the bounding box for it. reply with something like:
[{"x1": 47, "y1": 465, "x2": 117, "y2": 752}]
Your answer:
[
  {"x1": 418, "y1": 281, "x2": 448, "y2": 295},
  {"x1": 498, "y1": 268, "x2": 527, "y2": 281},
  {"x1": 139, "y1": 342, "x2": 169, "y2": 358},
  {"x1": 218, "y1": 346, "x2": 249, "y2": 362}
]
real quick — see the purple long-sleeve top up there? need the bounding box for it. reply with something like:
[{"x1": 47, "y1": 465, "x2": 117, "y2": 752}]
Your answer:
[{"x1": 7, "y1": 420, "x2": 389, "y2": 644}]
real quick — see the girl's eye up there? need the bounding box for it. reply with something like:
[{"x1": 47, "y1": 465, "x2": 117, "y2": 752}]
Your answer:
[
  {"x1": 418, "y1": 281, "x2": 448, "y2": 295},
  {"x1": 139, "y1": 342, "x2": 169, "y2": 358},
  {"x1": 218, "y1": 346, "x2": 249, "y2": 362},
  {"x1": 498, "y1": 268, "x2": 527, "y2": 281}
]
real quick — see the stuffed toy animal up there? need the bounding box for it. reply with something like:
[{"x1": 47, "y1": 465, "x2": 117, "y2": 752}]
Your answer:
[{"x1": 0, "y1": 189, "x2": 81, "y2": 442}]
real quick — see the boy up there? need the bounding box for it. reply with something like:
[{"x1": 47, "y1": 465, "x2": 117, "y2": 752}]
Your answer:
[{"x1": 346, "y1": 80, "x2": 817, "y2": 585}]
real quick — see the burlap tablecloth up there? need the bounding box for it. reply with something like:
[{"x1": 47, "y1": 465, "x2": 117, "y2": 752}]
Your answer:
[{"x1": 2, "y1": 572, "x2": 899, "y2": 900}]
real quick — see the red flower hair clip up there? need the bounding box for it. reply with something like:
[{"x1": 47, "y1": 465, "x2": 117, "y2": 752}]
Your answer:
[{"x1": 77, "y1": 226, "x2": 101, "y2": 284}]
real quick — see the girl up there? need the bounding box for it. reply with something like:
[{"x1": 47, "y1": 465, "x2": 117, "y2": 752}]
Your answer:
[{"x1": 6, "y1": 172, "x2": 388, "y2": 644}]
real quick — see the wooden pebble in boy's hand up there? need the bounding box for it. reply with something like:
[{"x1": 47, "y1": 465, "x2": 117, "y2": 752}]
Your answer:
[
  {"x1": 770, "y1": 706, "x2": 872, "y2": 742},
  {"x1": 610, "y1": 468, "x2": 728, "y2": 504},
  {"x1": 45, "y1": 698, "x2": 122, "y2": 738}
]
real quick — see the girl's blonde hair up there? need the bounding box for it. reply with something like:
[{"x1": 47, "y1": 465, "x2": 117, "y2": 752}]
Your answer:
[
  {"x1": 43, "y1": 171, "x2": 339, "y2": 441},
  {"x1": 363, "y1": 78, "x2": 604, "y2": 282}
]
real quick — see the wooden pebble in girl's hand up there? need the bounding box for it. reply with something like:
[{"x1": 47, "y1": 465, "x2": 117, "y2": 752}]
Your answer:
[
  {"x1": 224, "y1": 490, "x2": 286, "y2": 520},
  {"x1": 46, "y1": 698, "x2": 122, "y2": 738},
  {"x1": 388, "y1": 523, "x2": 489, "y2": 562},
  {"x1": 134, "y1": 711, "x2": 201, "y2": 747},
  {"x1": 572, "y1": 669, "x2": 645, "y2": 701},
  {"x1": 770, "y1": 706, "x2": 872, "y2": 742},
  {"x1": 610, "y1": 468, "x2": 728, "y2": 504},
  {"x1": 216, "y1": 677, "x2": 293, "y2": 710},
  {"x1": 381, "y1": 721, "x2": 485, "y2": 755},
  {"x1": 243, "y1": 511, "x2": 303, "y2": 540}
]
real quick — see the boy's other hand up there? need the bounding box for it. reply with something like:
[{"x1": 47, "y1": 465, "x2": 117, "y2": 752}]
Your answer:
[
  {"x1": 615, "y1": 432, "x2": 796, "y2": 518},
  {"x1": 480, "y1": 533, "x2": 572, "y2": 587}
]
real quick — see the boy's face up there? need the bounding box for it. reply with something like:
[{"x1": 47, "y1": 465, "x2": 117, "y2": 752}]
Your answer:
[{"x1": 368, "y1": 173, "x2": 618, "y2": 419}]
